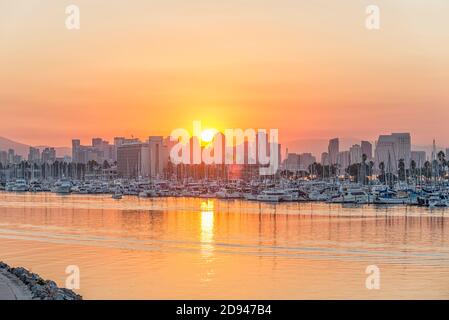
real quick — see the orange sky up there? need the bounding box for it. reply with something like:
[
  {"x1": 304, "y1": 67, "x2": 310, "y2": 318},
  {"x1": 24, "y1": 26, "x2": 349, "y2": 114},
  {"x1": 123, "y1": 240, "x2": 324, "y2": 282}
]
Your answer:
[{"x1": 1, "y1": 0, "x2": 449, "y2": 148}]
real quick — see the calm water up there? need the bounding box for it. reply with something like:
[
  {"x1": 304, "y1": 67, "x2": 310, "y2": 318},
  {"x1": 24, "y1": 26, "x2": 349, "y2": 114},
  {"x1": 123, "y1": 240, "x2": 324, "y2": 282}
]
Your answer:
[{"x1": 0, "y1": 192, "x2": 448, "y2": 299}]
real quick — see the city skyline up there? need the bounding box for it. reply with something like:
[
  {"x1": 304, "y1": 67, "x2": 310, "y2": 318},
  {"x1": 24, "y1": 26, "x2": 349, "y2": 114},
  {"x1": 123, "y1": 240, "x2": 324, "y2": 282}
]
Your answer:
[{"x1": 1, "y1": 130, "x2": 448, "y2": 160}]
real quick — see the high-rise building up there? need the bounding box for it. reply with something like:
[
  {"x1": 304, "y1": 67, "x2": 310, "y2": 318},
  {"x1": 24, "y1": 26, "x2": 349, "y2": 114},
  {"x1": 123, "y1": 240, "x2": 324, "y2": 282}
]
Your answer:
[
  {"x1": 92, "y1": 138, "x2": 103, "y2": 148},
  {"x1": 116, "y1": 141, "x2": 150, "y2": 178},
  {"x1": 328, "y1": 138, "x2": 339, "y2": 165},
  {"x1": 0, "y1": 151, "x2": 7, "y2": 166},
  {"x1": 28, "y1": 147, "x2": 41, "y2": 162},
  {"x1": 148, "y1": 136, "x2": 167, "y2": 178},
  {"x1": 299, "y1": 153, "x2": 316, "y2": 171},
  {"x1": 7, "y1": 149, "x2": 15, "y2": 164},
  {"x1": 72, "y1": 138, "x2": 116, "y2": 164},
  {"x1": 41, "y1": 148, "x2": 56, "y2": 163},
  {"x1": 361, "y1": 141, "x2": 373, "y2": 160},
  {"x1": 321, "y1": 152, "x2": 329, "y2": 166},
  {"x1": 72, "y1": 139, "x2": 81, "y2": 163},
  {"x1": 375, "y1": 133, "x2": 411, "y2": 170},
  {"x1": 392, "y1": 133, "x2": 411, "y2": 166},
  {"x1": 337, "y1": 151, "x2": 350, "y2": 170},
  {"x1": 284, "y1": 153, "x2": 300, "y2": 171},
  {"x1": 349, "y1": 144, "x2": 362, "y2": 164}
]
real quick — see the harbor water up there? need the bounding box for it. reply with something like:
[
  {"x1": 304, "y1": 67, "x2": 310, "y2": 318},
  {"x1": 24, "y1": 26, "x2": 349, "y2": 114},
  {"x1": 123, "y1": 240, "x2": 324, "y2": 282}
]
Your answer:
[{"x1": 0, "y1": 192, "x2": 448, "y2": 299}]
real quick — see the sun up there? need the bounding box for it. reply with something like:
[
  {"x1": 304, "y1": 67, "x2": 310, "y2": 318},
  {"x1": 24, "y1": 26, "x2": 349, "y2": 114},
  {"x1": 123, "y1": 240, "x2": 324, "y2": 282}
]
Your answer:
[{"x1": 201, "y1": 129, "x2": 218, "y2": 143}]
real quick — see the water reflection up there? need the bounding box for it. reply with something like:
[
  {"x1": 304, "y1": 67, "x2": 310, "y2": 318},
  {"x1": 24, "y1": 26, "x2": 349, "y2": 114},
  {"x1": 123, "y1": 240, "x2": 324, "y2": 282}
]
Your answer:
[
  {"x1": 200, "y1": 200, "x2": 215, "y2": 256},
  {"x1": 200, "y1": 200, "x2": 215, "y2": 283},
  {"x1": 0, "y1": 193, "x2": 449, "y2": 299}
]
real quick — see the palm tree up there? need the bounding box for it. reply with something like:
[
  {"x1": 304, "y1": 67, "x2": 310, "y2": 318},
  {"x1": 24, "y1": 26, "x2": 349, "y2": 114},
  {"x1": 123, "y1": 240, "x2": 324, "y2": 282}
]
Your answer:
[
  {"x1": 369, "y1": 161, "x2": 374, "y2": 177},
  {"x1": 410, "y1": 160, "x2": 417, "y2": 184},
  {"x1": 437, "y1": 151, "x2": 446, "y2": 180},
  {"x1": 379, "y1": 162, "x2": 385, "y2": 183},
  {"x1": 423, "y1": 161, "x2": 431, "y2": 182},
  {"x1": 398, "y1": 159, "x2": 406, "y2": 182}
]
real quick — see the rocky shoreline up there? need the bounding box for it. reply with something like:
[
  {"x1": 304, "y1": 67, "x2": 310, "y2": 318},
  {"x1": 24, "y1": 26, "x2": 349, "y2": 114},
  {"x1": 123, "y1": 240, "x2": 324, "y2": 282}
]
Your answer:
[{"x1": 0, "y1": 262, "x2": 82, "y2": 300}]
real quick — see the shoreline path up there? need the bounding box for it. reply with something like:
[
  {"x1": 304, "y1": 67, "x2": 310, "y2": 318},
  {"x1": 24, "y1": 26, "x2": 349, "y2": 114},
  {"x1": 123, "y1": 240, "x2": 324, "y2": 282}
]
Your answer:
[{"x1": 0, "y1": 268, "x2": 32, "y2": 300}]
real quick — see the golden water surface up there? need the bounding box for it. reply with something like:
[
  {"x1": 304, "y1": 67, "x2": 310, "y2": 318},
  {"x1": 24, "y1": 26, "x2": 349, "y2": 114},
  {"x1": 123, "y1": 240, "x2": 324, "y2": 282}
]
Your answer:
[{"x1": 0, "y1": 192, "x2": 448, "y2": 299}]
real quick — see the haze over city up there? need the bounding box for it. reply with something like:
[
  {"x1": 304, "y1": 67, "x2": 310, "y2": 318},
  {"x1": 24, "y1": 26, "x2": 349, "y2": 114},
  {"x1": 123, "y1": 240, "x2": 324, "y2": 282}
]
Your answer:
[{"x1": 1, "y1": 0, "x2": 449, "y2": 147}]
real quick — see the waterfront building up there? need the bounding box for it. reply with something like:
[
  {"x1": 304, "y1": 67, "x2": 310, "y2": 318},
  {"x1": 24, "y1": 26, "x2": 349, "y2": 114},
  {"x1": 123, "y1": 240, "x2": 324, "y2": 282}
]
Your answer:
[
  {"x1": 299, "y1": 153, "x2": 316, "y2": 171},
  {"x1": 349, "y1": 144, "x2": 362, "y2": 164},
  {"x1": 328, "y1": 138, "x2": 339, "y2": 165},
  {"x1": 337, "y1": 151, "x2": 350, "y2": 171},
  {"x1": 72, "y1": 138, "x2": 117, "y2": 164},
  {"x1": 375, "y1": 133, "x2": 411, "y2": 170},
  {"x1": 361, "y1": 141, "x2": 373, "y2": 160},
  {"x1": 284, "y1": 153, "x2": 300, "y2": 171},
  {"x1": 0, "y1": 151, "x2": 7, "y2": 166},
  {"x1": 321, "y1": 152, "x2": 329, "y2": 166},
  {"x1": 117, "y1": 141, "x2": 150, "y2": 178},
  {"x1": 41, "y1": 148, "x2": 56, "y2": 163},
  {"x1": 28, "y1": 147, "x2": 41, "y2": 163},
  {"x1": 148, "y1": 136, "x2": 166, "y2": 178},
  {"x1": 7, "y1": 149, "x2": 15, "y2": 164}
]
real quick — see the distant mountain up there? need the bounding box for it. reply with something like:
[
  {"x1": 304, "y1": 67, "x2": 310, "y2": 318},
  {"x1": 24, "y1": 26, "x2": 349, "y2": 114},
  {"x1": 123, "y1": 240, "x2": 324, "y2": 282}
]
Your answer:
[
  {"x1": 0, "y1": 136, "x2": 30, "y2": 157},
  {"x1": 0, "y1": 137, "x2": 71, "y2": 158}
]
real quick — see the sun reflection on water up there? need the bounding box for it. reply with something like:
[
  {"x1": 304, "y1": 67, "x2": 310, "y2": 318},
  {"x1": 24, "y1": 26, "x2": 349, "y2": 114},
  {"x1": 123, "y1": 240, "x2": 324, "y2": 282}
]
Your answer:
[{"x1": 200, "y1": 200, "x2": 215, "y2": 255}]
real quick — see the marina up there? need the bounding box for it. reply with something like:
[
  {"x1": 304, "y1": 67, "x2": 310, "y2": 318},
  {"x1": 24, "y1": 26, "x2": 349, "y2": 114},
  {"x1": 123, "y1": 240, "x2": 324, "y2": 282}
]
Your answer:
[{"x1": 1, "y1": 178, "x2": 449, "y2": 208}]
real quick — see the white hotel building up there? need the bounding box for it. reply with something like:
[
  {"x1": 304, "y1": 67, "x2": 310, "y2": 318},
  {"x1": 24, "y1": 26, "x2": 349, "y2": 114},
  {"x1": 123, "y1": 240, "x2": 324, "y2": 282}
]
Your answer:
[{"x1": 374, "y1": 133, "x2": 411, "y2": 171}]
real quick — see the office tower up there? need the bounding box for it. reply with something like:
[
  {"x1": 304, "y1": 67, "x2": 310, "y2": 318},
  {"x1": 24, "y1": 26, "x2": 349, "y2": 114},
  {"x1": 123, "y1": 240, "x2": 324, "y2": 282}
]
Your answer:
[
  {"x1": 328, "y1": 138, "x2": 339, "y2": 165},
  {"x1": 41, "y1": 148, "x2": 56, "y2": 163},
  {"x1": 148, "y1": 136, "x2": 166, "y2": 178},
  {"x1": 0, "y1": 151, "x2": 7, "y2": 166},
  {"x1": 116, "y1": 141, "x2": 150, "y2": 178},
  {"x1": 28, "y1": 147, "x2": 41, "y2": 162},
  {"x1": 337, "y1": 151, "x2": 350, "y2": 170},
  {"x1": 349, "y1": 144, "x2": 362, "y2": 164},
  {"x1": 299, "y1": 153, "x2": 316, "y2": 171},
  {"x1": 375, "y1": 133, "x2": 411, "y2": 170},
  {"x1": 321, "y1": 152, "x2": 329, "y2": 166},
  {"x1": 361, "y1": 141, "x2": 373, "y2": 160},
  {"x1": 7, "y1": 149, "x2": 15, "y2": 164},
  {"x1": 284, "y1": 153, "x2": 300, "y2": 171}
]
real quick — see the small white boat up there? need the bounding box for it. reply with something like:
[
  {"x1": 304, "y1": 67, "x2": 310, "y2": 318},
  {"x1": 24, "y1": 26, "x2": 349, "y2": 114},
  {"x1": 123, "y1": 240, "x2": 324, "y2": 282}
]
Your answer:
[
  {"x1": 13, "y1": 179, "x2": 29, "y2": 192},
  {"x1": 330, "y1": 189, "x2": 370, "y2": 204},
  {"x1": 429, "y1": 195, "x2": 449, "y2": 208},
  {"x1": 257, "y1": 190, "x2": 287, "y2": 202},
  {"x1": 54, "y1": 179, "x2": 72, "y2": 194},
  {"x1": 112, "y1": 192, "x2": 123, "y2": 200}
]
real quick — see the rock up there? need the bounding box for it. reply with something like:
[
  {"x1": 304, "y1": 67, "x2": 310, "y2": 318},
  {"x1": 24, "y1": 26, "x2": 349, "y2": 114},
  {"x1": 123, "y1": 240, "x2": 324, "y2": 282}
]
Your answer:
[{"x1": 0, "y1": 261, "x2": 82, "y2": 300}]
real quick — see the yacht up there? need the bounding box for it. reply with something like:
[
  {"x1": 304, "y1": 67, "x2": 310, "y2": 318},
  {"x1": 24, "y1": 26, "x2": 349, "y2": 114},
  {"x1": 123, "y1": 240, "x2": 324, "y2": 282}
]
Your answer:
[
  {"x1": 374, "y1": 190, "x2": 410, "y2": 205},
  {"x1": 13, "y1": 179, "x2": 29, "y2": 192},
  {"x1": 257, "y1": 190, "x2": 288, "y2": 202},
  {"x1": 54, "y1": 179, "x2": 72, "y2": 194},
  {"x1": 418, "y1": 194, "x2": 449, "y2": 208},
  {"x1": 216, "y1": 189, "x2": 241, "y2": 199},
  {"x1": 330, "y1": 189, "x2": 370, "y2": 204},
  {"x1": 112, "y1": 192, "x2": 123, "y2": 200}
]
